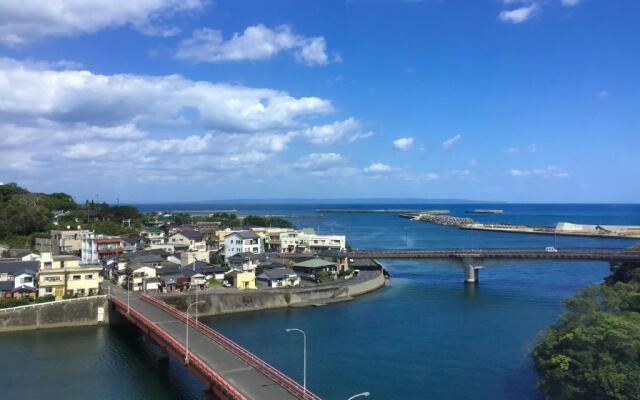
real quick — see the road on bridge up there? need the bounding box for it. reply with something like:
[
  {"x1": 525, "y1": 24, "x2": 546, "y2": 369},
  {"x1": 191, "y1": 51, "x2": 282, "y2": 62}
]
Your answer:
[{"x1": 108, "y1": 283, "x2": 315, "y2": 400}]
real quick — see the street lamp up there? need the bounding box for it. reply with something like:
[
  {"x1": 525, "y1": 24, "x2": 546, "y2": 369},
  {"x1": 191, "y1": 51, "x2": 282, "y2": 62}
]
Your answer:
[
  {"x1": 347, "y1": 392, "x2": 370, "y2": 400},
  {"x1": 126, "y1": 274, "x2": 132, "y2": 314},
  {"x1": 185, "y1": 300, "x2": 205, "y2": 363},
  {"x1": 286, "y1": 328, "x2": 307, "y2": 399}
]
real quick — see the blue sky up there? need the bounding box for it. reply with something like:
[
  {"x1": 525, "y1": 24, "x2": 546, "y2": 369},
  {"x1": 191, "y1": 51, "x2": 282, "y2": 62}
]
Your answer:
[{"x1": 0, "y1": 0, "x2": 638, "y2": 203}]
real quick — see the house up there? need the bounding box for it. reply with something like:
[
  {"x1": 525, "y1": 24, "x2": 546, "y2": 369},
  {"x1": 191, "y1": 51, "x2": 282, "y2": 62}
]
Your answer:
[
  {"x1": 128, "y1": 264, "x2": 157, "y2": 292},
  {"x1": 318, "y1": 249, "x2": 349, "y2": 272},
  {"x1": 0, "y1": 261, "x2": 39, "y2": 299},
  {"x1": 120, "y1": 235, "x2": 143, "y2": 253},
  {"x1": 280, "y1": 230, "x2": 346, "y2": 254},
  {"x1": 181, "y1": 261, "x2": 226, "y2": 284},
  {"x1": 257, "y1": 268, "x2": 300, "y2": 288},
  {"x1": 168, "y1": 230, "x2": 207, "y2": 252},
  {"x1": 81, "y1": 233, "x2": 123, "y2": 263},
  {"x1": 155, "y1": 262, "x2": 182, "y2": 292},
  {"x1": 227, "y1": 252, "x2": 262, "y2": 271},
  {"x1": 293, "y1": 258, "x2": 338, "y2": 277},
  {"x1": 250, "y1": 227, "x2": 295, "y2": 252},
  {"x1": 224, "y1": 231, "x2": 263, "y2": 259},
  {"x1": 141, "y1": 226, "x2": 165, "y2": 246},
  {"x1": 51, "y1": 229, "x2": 91, "y2": 254},
  {"x1": 38, "y1": 252, "x2": 103, "y2": 299},
  {"x1": 180, "y1": 250, "x2": 210, "y2": 266},
  {"x1": 225, "y1": 269, "x2": 256, "y2": 290}
]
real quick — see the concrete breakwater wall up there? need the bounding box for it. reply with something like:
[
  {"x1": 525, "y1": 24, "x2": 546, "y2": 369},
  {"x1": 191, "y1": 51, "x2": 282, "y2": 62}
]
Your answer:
[
  {"x1": 0, "y1": 296, "x2": 109, "y2": 332},
  {"x1": 157, "y1": 271, "x2": 387, "y2": 317}
]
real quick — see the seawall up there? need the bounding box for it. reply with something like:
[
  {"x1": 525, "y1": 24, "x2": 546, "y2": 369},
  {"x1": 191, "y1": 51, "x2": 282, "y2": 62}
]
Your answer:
[
  {"x1": 0, "y1": 296, "x2": 109, "y2": 332},
  {"x1": 157, "y1": 270, "x2": 387, "y2": 317}
]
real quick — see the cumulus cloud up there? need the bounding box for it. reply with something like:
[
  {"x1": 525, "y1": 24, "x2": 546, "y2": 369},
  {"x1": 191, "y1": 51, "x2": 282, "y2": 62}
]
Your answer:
[
  {"x1": 295, "y1": 153, "x2": 346, "y2": 169},
  {"x1": 348, "y1": 131, "x2": 375, "y2": 143},
  {"x1": 176, "y1": 24, "x2": 331, "y2": 66},
  {"x1": 0, "y1": 0, "x2": 204, "y2": 46},
  {"x1": 442, "y1": 134, "x2": 462, "y2": 149},
  {"x1": 498, "y1": 4, "x2": 538, "y2": 23},
  {"x1": 300, "y1": 118, "x2": 363, "y2": 145},
  {"x1": 364, "y1": 163, "x2": 393, "y2": 173},
  {"x1": 561, "y1": 0, "x2": 580, "y2": 6},
  {"x1": 0, "y1": 57, "x2": 332, "y2": 133},
  {"x1": 508, "y1": 165, "x2": 569, "y2": 178},
  {"x1": 392, "y1": 137, "x2": 414, "y2": 151}
]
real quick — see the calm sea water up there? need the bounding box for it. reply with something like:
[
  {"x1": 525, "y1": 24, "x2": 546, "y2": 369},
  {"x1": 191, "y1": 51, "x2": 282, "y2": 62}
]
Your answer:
[{"x1": 1, "y1": 203, "x2": 638, "y2": 399}]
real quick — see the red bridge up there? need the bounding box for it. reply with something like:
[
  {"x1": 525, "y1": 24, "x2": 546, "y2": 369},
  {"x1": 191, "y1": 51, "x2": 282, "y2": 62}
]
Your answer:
[{"x1": 108, "y1": 284, "x2": 320, "y2": 400}]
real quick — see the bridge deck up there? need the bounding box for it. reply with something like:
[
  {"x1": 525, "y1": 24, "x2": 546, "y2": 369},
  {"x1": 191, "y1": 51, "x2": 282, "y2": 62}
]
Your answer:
[
  {"x1": 348, "y1": 248, "x2": 640, "y2": 261},
  {"x1": 109, "y1": 284, "x2": 312, "y2": 400}
]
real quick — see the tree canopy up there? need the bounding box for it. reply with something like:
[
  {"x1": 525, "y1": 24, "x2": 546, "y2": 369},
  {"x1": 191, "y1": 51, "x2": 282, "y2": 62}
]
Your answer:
[{"x1": 533, "y1": 260, "x2": 640, "y2": 400}]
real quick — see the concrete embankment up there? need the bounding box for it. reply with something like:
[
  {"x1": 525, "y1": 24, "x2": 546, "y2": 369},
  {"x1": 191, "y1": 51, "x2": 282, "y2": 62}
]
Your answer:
[
  {"x1": 0, "y1": 296, "x2": 109, "y2": 332},
  {"x1": 157, "y1": 270, "x2": 387, "y2": 317}
]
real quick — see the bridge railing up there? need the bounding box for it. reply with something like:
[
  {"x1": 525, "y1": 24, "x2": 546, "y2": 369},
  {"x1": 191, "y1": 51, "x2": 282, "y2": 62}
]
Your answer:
[
  {"x1": 141, "y1": 293, "x2": 321, "y2": 400},
  {"x1": 110, "y1": 295, "x2": 247, "y2": 400}
]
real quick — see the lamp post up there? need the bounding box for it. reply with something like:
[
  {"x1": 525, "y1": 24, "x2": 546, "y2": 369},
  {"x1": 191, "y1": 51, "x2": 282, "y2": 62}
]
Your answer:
[
  {"x1": 126, "y1": 274, "x2": 132, "y2": 314},
  {"x1": 185, "y1": 300, "x2": 205, "y2": 364},
  {"x1": 286, "y1": 328, "x2": 307, "y2": 399},
  {"x1": 347, "y1": 392, "x2": 370, "y2": 400}
]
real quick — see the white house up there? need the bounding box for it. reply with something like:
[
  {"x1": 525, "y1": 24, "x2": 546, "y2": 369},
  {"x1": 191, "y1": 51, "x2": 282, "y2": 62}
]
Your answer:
[
  {"x1": 224, "y1": 231, "x2": 263, "y2": 259},
  {"x1": 129, "y1": 264, "x2": 157, "y2": 292},
  {"x1": 280, "y1": 231, "x2": 346, "y2": 253},
  {"x1": 168, "y1": 231, "x2": 207, "y2": 252}
]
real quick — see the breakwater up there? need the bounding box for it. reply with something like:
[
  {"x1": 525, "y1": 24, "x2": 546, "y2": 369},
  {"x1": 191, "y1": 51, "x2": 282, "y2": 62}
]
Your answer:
[
  {"x1": 319, "y1": 208, "x2": 449, "y2": 214},
  {"x1": 0, "y1": 296, "x2": 109, "y2": 332}
]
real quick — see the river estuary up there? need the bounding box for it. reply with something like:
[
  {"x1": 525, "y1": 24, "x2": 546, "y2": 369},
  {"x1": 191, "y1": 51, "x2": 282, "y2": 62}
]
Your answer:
[{"x1": 1, "y1": 203, "x2": 638, "y2": 399}]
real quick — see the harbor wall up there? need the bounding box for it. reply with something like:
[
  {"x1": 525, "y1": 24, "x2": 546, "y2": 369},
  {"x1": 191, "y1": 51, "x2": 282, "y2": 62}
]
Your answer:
[
  {"x1": 0, "y1": 296, "x2": 109, "y2": 332},
  {"x1": 157, "y1": 271, "x2": 387, "y2": 317}
]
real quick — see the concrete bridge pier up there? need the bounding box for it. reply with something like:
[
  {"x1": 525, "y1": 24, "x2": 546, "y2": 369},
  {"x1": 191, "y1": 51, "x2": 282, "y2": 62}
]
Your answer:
[{"x1": 464, "y1": 264, "x2": 481, "y2": 284}]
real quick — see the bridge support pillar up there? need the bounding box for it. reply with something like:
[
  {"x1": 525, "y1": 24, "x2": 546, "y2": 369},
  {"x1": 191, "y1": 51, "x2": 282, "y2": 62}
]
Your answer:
[{"x1": 464, "y1": 264, "x2": 479, "y2": 284}]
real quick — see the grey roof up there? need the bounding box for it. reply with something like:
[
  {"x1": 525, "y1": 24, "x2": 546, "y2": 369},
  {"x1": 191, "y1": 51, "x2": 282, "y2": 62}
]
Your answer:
[
  {"x1": 12, "y1": 285, "x2": 36, "y2": 292},
  {"x1": 0, "y1": 260, "x2": 40, "y2": 274},
  {"x1": 258, "y1": 268, "x2": 298, "y2": 281},
  {"x1": 230, "y1": 230, "x2": 260, "y2": 240},
  {"x1": 156, "y1": 264, "x2": 182, "y2": 276},
  {"x1": 176, "y1": 230, "x2": 204, "y2": 241},
  {"x1": 0, "y1": 281, "x2": 13, "y2": 291},
  {"x1": 123, "y1": 252, "x2": 164, "y2": 264},
  {"x1": 293, "y1": 258, "x2": 336, "y2": 269},
  {"x1": 228, "y1": 252, "x2": 262, "y2": 262}
]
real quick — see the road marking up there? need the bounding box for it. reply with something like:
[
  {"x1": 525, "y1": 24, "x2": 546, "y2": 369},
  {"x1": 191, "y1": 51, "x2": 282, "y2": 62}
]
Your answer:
[{"x1": 220, "y1": 366, "x2": 253, "y2": 374}]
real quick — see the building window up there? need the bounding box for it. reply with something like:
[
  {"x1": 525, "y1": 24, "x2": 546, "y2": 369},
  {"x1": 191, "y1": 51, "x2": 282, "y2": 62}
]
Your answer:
[
  {"x1": 72, "y1": 275, "x2": 81, "y2": 280},
  {"x1": 85, "y1": 274, "x2": 93, "y2": 280},
  {"x1": 44, "y1": 262, "x2": 52, "y2": 269},
  {"x1": 45, "y1": 288, "x2": 53, "y2": 293}
]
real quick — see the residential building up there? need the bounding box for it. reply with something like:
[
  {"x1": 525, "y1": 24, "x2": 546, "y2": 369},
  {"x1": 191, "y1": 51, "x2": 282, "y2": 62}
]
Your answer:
[
  {"x1": 224, "y1": 231, "x2": 263, "y2": 259},
  {"x1": 51, "y1": 229, "x2": 90, "y2": 254},
  {"x1": 257, "y1": 268, "x2": 300, "y2": 288},
  {"x1": 250, "y1": 227, "x2": 295, "y2": 252},
  {"x1": 34, "y1": 237, "x2": 52, "y2": 253},
  {"x1": 81, "y1": 233, "x2": 124, "y2": 263},
  {"x1": 129, "y1": 264, "x2": 157, "y2": 292},
  {"x1": 225, "y1": 269, "x2": 256, "y2": 289},
  {"x1": 38, "y1": 252, "x2": 102, "y2": 299},
  {"x1": 141, "y1": 227, "x2": 165, "y2": 246},
  {"x1": 0, "y1": 261, "x2": 38, "y2": 299},
  {"x1": 281, "y1": 230, "x2": 346, "y2": 253},
  {"x1": 318, "y1": 249, "x2": 350, "y2": 272},
  {"x1": 293, "y1": 258, "x2": 339, "y2": 277},
  {"x1": 168, "y1": 231, "x2": 207, "y2": 252},
  {"x1": 227, "y1": 252, "x2": 262, "y2": 272}
]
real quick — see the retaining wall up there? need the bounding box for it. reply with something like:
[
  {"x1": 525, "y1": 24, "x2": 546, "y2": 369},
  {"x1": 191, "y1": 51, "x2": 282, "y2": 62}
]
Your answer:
[
  {"x1": 158, "y1": 271, "x2": 387, "y2": 317},
  {"x1": 0, "y1": 296, "x2": 109, "y2": 332}
]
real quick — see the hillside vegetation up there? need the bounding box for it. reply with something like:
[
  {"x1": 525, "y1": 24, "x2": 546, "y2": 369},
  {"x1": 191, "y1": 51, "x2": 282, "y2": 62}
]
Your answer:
[{"x1": 533, "y1": 252, "x2": 640, "y2": 399}]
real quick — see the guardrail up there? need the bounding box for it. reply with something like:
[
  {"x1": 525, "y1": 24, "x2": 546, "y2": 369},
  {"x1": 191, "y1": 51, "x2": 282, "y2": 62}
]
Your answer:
[
  {"x1": 141, "y1": 293, "x2": 321, "y2": 400},
  {"x1": 109, "y1": 295, "x2": 247, "y2": 400}
]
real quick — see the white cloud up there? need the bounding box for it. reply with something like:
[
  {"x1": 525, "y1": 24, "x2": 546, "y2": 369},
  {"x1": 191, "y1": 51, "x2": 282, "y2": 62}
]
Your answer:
[
  {"x1": 468, "y1": 159, "x2": 478, "y2": 167},
  {"x1": 442, "y1": 134, "x2": 462, "y2": 149},
  {"x1": 508, "y1": 165, "x2": 569, "y2": 178},
  {"x1": 300, "y1": 118, "x2": 362, "y2": 145},
  {"x1": 348, "y1": 131, "x2": 375, "y2": 143},
  {"x1": 0, "y1": 57, "x2": 332, "y2": 133},
  {"x1": 295, "y1": 153, "x2": 346, "y2": 169},
  {"x1": 364, "y1": 163, "x2": 393, "y2": 173},
  {"x1": 498, "y1": 4, "x2": 538, "y2": 24},
  {"x1": 176, "y1": 24, "x2": 330, "y2": 66},
  {"x1": 0, "y1": 0, "x2": 204, "y2": 46},
  {"x1": 504, "y1": 147, "x2": 521, "y2": 154},
  {"x1": 392, "y1": 137, "x2": 415, "y2": 151},
  {"x1": 599, "y1": 90, "x2": 609, "y2": 99},
  {"x1": 561, "y1": 0, "x2": 580, "y2": 6}
]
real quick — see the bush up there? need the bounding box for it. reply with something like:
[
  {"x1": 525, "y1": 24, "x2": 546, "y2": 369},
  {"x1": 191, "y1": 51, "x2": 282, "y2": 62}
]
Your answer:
[
  {"x1": 35, "y1": 295, "x2": 56, "y2": 304},
  {"x1": 0, "y1": 298, "x2": 30, "y2": 309}
]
